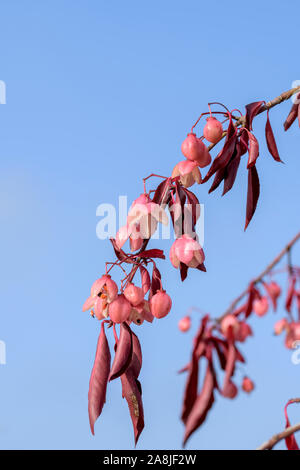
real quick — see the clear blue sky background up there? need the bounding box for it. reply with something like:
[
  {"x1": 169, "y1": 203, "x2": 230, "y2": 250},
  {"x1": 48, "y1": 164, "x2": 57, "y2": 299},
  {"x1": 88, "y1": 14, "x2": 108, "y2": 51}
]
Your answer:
[{"x1": 1, "y1": 0, "x2": 300, "y2": 450}]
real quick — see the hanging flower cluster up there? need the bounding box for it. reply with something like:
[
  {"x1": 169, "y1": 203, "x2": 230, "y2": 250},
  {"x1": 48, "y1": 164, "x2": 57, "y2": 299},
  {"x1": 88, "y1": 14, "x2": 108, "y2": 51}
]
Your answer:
[
  {"x1": 83, "y1": 86, "x2": 300, "y2": 446},
  {"x1": 179, "y1": 249, "x2": 300, "y2": 444}
]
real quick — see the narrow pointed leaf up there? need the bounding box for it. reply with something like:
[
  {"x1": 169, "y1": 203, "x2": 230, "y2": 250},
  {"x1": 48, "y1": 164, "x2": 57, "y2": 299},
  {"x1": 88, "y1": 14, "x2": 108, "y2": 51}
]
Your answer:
[
  {"x1": 285, "y1": 277, "x2": 297, "y2": 313},
  {"x1": 284, "y1": 399, "x2": 300, "y2": 450},
  {"x1": 247, "y1": 133, "x2": 259, "y2": 169},
  {"x1": 109, "y1": 323, "x2": 133, "y2": 381},
  {"x1": 121, "y1": 371, "x2": 144, "y2": 446},
  {"x1": 245, "y1": 101, "x2": 264, "y2": 130},
  {"x1": 222, "y1": 153, "x2": 241, "y2": 196},
  {"x1": 202, "y1": 133, "x2": 237, "y2": 183},
  {"x1": 88, "y1": 322, "x2": 111, "y2": 435},
  {"x1": 152, "y1": 177, "x2": 172, "y2": 205},
  {"x1": 265, "y1": 111, "x2": 283, "y2": 163},
  {"x1": 244, "y1": 166, "x2": 260, "y2": 230},
  {"x1": 283, "y1": 94, "x2": 300, "y2": 131},
  {"x1": 139, "y1": 266, "x2": 151, "y2": 295},
  {"x1": 183, "y1": 362, "x2": 215, "y2": 446}
]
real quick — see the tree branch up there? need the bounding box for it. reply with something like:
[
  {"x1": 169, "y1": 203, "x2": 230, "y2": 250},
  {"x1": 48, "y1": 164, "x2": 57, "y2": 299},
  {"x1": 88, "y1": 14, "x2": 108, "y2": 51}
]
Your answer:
[
  {"x1": 207, "y1": 85, "x2": 300, "y2": 152},
  {"x1": 257, "y1": 422, "x2": 300, "y2": 450},
  {"x1": 216, "y1": 231, "x2": 300, "y2": 323}
]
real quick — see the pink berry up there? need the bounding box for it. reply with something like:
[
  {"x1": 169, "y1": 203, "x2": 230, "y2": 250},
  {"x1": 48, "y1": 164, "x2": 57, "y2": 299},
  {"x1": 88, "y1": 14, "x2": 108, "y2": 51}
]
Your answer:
[
  {"x1": 220, "y1": 314, "x2": 240, "y2": 338},
  {"x1": 150, "y1": 290, "x2": 172, "y2": 319},
  {"x1": 236, "y1": 322, "x2": 253, "y2": 342},
  {"x1": 181, "y1": 133, "x2": 206, "y2": 163},
  {"x1": 268, "y1": 281, "x2": 281, "y2": 298},
  {"x1": 178, "y1": 316, "x2": 191, "y2": 332},
  {"x1": 123, "y1": 282, "x2": 144, "y2": 306},
  {"x1": 274, "y1": 318, "x2": 288, "y2": 335},
  {"x1": 253, "y1": 296, "x2": 269, "y2": 317},
  {"x1": 223, "y1": 381, "x2": 238, "y2": 399},
  {"x1": 242, "y1": 377, "x2": 255, "y2": 393},
  {"x1": 108, "y1": 294, "x2": 132, "y2": 323},
  {"x1": 203, "y1": 117, "x2": 223, "y2": 144}
]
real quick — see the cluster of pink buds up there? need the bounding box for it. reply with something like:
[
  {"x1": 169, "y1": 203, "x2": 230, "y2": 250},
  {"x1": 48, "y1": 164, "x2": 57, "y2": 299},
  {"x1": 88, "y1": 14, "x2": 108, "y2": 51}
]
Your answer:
[{"x1": 83, "y1": 274, "x2": 172, "y2": 324}]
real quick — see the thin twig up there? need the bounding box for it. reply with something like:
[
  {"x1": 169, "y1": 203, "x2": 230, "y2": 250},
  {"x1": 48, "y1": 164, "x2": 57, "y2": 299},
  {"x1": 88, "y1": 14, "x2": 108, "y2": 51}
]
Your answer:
[
  {"x1": 257, "y1": 423, "x2": 300, "y2": 450},
  {"x1": 216, "y1": 231, "x2": 300, "y2": 323},
  {"x1": 207, "y1": 85, "x2": 300, "y2": 152}
]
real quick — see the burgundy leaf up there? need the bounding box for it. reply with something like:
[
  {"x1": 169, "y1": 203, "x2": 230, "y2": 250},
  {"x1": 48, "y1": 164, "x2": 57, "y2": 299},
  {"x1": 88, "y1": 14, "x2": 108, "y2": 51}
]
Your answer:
[
  {"x1": 247, "y1": 133, "x2": 259, "y2": 169},
  {"x1": 150, "y1": 265, "x2": 162, "y2": 296},
  {"x1": 222, "y1": 153, "x2": 241, "y2": 196},
  {"x1": 265, "y1": 111, "x2": 283, "y2": 163},
  {"x1": 283, "y1": 94, "x2": 300, "y2": 131},
  {"x1": 196, "y1": 263, "x2": 206, "y2": 272},
  {"x1": 152, "y1": 177, "x2": 172, "y2": 205},
  {"x1": 181, "y1": 352, "x2": 200, "y2": 424},
  {"x1": 284, "y1": 399, "x2": 300, "y2": 450},
  {"x1": 202, "y1": 133, "x2": 237, "y2": 183},
  {"x1": 209, "y1": 166, "x2": 226, "y2": 193},
  {"x1": 183, "y1": 361, "x2": 215, "y2": 446},
  {"x1": 245, "y1": 282, "x2": 257, "y2": 318},
  {"x1": 139, "y1": 266, "x2": 151, "y2": 295},
  {"x1": 179, "y1": 262, "x2": 189, "y2": 281},
  {"x1": 130, "y1": 332, "x2": 142, "y2": 379},
  {"x1": 121, "y1": 371, "x2": 144, "y2": 446},
  {"x1": 182, "y1": 187, "x2": 200, "y2": 227},
  {"x1": 110, "y1": 238, "x2": 134, "y2": 264},
  {"x1": 88, "y1": 322, "x2": 111, "y2": 435},
  {"x1": 285, "y1": 277, "x2": 297, "y2": 313},
  {"x1": 109, "y1": 323, "x2": 133, "y2": 381},
  {"x1": 138, "y1": 248, "x2": 165, "y2": 260},
  {"x1": 244, "y1": 165, "x2": 260, "y2": 231},
  {"x1": 222, "y1": 339, "x2": 236, "y2": 395},
  {"x1": 245, "y1": 101, "x2": 264, "y2": 131},
  {"x1": 263, "y1": 281, "x2": 278, "y2": 311}
]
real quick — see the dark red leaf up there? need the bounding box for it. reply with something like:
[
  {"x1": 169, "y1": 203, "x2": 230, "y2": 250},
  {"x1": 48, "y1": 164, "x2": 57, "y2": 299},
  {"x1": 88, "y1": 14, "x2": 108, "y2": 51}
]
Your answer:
[
  {"x1": 244, "y1": 165, "x2": 260, "y2": 231},
  {"x1": 130, "y1": 332, "x2": 142, "y2": 379},
  {"x1": 179, "y1": 262, "x2": 189, "y2": 281},
  {"x1": 138, "y1": 248, "x2": 165, "y2": 260},
  {"x1": 222, "y1": 339, "x2": 236, "y2": 395},
  {"x1": 209, "y1": 166, "x2": 226, "y2": 193},
  {"x1": 110, "y1": 238, "x2": 134, "y2": 264},
  {"x1": 88, "y1": 322, "x2": 111, "y2": 435},
  {"x1": 183, "y1": 361, "x2": 215, "y2": 446},
  {"x1": 244, "y1": 282, "x2": 257, "y2": 318},
  {"x1": 121, "y1": 371, "x2": 144, "y2": 446},
  {"x1": 265, "y1": 111, "x2": 283, "y2": 163},
  {"x1": 109, "y1": 323, "x2": 133, "y2": 381},
  {"x1": 247, "y1": 133, "x2": 259, "y2": 169},
  {"x1": 245, "y1": 101, "x2": 264, "y2": 131},
  {"x1": 152, "y1": 177, "x2": 172, "y2": 205},
  {"x1": 181, "y1": 352, "x2": 200, "y2": 424},
  {"x1": 196, "y1": 263, "x2": 206, "y2": 272},
  {"x1": 182, "y1": 187, "x2": 200, "y2": 227},
  {"x1": 139, "y1": 266, "x2": 151, "y2": 295},
  {"x1": 202, "y1": 133, "x2": 237, "y2": 183},
  {"x1": 263, "y1": 281, "x2": 279, "y2": 311},
  {"x1": 283, "y1": 94, "x2": 300, "y2": 131},
  {"x1": 285, "y1": 277, "x2": 297, "y2": 313},
  {"x1": 150, "y1": 265, "x2": 162, "y2": 295},
  {"x1": 222, "y1": 153, "x2": 241, "y2": 196},
  {"x1": 284, "y1": 399, "x2": 300, "y2": 450}
]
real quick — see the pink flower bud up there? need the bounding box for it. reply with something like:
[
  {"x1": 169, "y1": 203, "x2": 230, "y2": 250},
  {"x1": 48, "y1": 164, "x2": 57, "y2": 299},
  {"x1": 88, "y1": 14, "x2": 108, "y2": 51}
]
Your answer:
[
  {"x1": 236, "y1": 322, "x2": 253, "y2": 342},
  {"x1": 223, "y1": 381, "x2": 238, "y2": 399},
  {"x1": 150, "y1": 290, "x2": 172, "y2": 319},
  {"x1": 203, "y1": 117, "x2": 223, "y2": 143},
  {"x1": 108, "y1": 294, "x2": 132, "y2": 323},
  {"x1": 170, "y1": 235, "x2": 204, "y2": 269},
  {"x1": 181, "y1": 133, "x2": 206, "y2": 163},
  {"x1": 178, "y1": 316, "x2": 191, "y2": 332},
  {"x1": 123, "y1": 282, "x2": 144, "y2": 306},
  {"x1": 274, "y1": 318, "x2": 288, "y2": 335},
  {"x1": 242, "y1": 377, "x2": 255, "y2": 393},
  {"x1": 253, "y1": 296, "x2": 269, "y2": 317},
  {"x1": 129, "y1": 308, "x2": 145, "y2": 326},
  {"x1": 220, "y1": 314, "x2": 240, "y2": 338},
  {"x1": 172, "y1": 160, "x2": 201, "y2": 188},
  {"x1": 268, "y1": 281, "x2": 281, "y2": 299}
]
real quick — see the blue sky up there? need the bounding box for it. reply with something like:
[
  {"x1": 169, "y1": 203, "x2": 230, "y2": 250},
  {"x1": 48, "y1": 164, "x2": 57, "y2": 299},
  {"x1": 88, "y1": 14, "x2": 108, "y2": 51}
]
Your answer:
[{"x1": 1, "y1": 0, "x2": 300, "y2": 450}]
